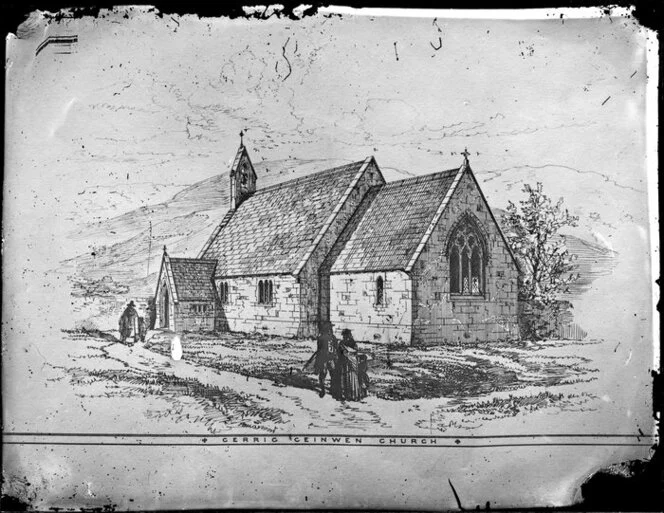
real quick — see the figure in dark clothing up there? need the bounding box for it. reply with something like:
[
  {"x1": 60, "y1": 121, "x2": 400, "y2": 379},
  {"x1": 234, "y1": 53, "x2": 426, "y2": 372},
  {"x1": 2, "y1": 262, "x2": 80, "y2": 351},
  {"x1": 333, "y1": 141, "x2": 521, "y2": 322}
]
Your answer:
[
  {"x1": 341, "y1": 329, "x2": 357, "y2": 349},
  {"x1": 358, "y1": 353, "x2": 370, "y2": 398},
  {"x1": 333, "y1": 329, "x2": 368, "y2": 401},
  {"x1": 119, "y1": 301, "x2": 140, "y2": 345},
  {"x1": 308, "y1": 321, "x2": 338, "y2": 398},
  {"x1": 137, "y1": 316, "x2": 147, "y2": 343},
  {"x1": 342, "y1": 329, "x2": 369, "y2": 396}
]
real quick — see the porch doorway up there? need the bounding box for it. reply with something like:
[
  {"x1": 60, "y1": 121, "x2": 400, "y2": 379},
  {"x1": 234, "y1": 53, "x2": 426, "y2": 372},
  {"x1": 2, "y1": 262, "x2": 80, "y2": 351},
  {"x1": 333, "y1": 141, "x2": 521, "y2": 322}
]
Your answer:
[{"x1": 162, "y1": 288, "x2": 169, "y2": 328}]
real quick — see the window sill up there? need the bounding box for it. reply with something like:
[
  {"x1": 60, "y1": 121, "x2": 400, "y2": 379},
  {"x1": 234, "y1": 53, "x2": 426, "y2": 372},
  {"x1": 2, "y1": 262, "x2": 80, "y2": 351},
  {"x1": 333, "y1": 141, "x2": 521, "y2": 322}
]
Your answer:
[{"x1": 450, "y1": 294, "x2": 486, "y2": 302}]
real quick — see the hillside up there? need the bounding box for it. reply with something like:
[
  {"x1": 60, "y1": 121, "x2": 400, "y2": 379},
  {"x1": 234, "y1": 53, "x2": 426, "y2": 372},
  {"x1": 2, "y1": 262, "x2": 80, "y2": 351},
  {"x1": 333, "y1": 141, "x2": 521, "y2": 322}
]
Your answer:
[
  {"x1": 63, "y1": 158, "x2": 356, "y2": 297},
  {"x1": 63, "y1": 160, "x2": 617, "y2": 303}
]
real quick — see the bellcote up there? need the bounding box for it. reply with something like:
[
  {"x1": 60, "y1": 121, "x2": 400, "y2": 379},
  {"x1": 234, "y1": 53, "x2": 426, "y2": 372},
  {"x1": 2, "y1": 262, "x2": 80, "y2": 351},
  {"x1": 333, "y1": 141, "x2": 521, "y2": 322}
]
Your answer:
[{"x1": 229, "y1": 138, "x2": 257, "y2": 210}]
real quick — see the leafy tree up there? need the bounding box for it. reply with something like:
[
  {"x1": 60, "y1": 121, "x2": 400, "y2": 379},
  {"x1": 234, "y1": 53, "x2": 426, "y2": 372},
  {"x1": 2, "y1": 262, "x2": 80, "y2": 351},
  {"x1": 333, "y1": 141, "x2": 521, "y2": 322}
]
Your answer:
[{"x1": 501, "y1": 183, "x2": 580, "y2": 339}]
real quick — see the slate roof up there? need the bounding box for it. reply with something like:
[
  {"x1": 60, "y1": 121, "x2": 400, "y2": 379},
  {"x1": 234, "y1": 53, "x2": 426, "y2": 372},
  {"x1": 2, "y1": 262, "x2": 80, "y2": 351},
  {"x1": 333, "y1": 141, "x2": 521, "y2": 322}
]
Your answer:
[
  {"x1": 201, "y1": 161, "x2": 367, "y2": 277},
  {"x1": 169, "y1": 257, "x2": 217, "y2": 301},
  {"x1": 330, "y1": 169, "x2": 460, "y2": 273}
]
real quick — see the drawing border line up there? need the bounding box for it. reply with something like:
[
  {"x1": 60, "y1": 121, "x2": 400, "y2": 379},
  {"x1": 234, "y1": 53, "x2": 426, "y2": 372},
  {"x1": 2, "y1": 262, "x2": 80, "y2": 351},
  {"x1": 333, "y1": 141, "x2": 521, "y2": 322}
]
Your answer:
[{"x1": 3, "y1": 432, "x2": 657, "y2": 448}]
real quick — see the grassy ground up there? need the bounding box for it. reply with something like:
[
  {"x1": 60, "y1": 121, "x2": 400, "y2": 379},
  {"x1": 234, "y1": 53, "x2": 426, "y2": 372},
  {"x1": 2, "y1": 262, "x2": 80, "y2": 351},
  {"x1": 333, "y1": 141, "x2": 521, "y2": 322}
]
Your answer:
[
  {"x1": 47, "y1": 329, "x2": 600, "y2": 435},
  {"x1": 146, "y1": 331, "x2": 598, "y2": 401},
  {"x1": 57, "y1": 330, "x2": 292, "y2": 432},
  {"x1": 67, "y1": 367, "x2": 290, "y2": 431}
]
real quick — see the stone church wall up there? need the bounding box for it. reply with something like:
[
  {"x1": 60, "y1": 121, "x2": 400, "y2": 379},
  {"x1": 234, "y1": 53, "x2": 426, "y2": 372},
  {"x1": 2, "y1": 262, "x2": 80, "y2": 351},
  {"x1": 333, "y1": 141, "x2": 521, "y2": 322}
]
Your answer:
[
  {"x1": 298, "y1": 160, "x2": 385, "y2": 338},
  {"x1": 174, "y1": 301, "x2": 215, "y2": 332},
  {"x1": 411, "y1": 171, "x2": 519, "y2": 345},
  {"x1": 329, "y1": 271, "x2": 412, "y2": 344},
  {"x1": 215, "y1": 275, "x2": 301, "y2": 338}
]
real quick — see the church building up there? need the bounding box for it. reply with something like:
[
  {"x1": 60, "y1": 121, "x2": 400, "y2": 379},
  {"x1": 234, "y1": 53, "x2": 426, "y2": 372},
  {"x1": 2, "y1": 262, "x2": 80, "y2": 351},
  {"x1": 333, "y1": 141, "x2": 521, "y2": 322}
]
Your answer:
[{"x1": 154, "y1": 142, "x2": 520, "y2": 345}]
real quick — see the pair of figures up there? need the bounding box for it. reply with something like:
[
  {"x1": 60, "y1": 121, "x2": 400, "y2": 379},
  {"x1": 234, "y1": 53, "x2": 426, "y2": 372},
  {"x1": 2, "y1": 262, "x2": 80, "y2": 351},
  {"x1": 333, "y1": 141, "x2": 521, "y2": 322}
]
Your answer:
[
  {"x1": 118, "y1": 301, "x2": 147, "y2": 345},
  {"x1": 313, "y1": 324, "x2": 369, "y2": 401}
]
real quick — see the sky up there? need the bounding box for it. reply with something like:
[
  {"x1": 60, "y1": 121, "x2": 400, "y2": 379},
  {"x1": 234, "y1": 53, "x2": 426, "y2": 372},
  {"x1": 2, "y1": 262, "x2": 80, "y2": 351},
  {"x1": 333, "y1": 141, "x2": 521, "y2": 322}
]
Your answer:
[{"x1": 6, "y1": 8, "x2": 652, "y2": 219}]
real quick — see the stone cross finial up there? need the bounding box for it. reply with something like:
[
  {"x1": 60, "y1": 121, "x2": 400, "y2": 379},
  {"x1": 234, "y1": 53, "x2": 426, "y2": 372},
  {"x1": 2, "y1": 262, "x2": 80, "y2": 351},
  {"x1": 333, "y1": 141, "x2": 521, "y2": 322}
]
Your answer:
[
  {"x1": 461, "y1": 147, "x2": 470, "y2": 165},
  {"x1": 163, "y1": 245, "x2": 168, "y2": 255},
  {"x1": 239, "y1": 129, "x2": 244, "y2": 147}
]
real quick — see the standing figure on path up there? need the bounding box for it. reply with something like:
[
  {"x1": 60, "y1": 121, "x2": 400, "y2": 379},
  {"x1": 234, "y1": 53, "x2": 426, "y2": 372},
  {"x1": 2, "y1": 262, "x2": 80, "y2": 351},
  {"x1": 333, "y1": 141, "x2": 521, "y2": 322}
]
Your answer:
[
  {"x1": 137, "y1": 316, "x2": 147, "y2": 343},
  {"x1": 118, "y1": 301, "x2": 139, "y2": 345},
  {"x1": 310, "y1": 321, "x2": 338, "y2": 398},
  {"x1": 341, "y1": 329, "x2": 357, "y2": 349},
  {"x1": 358, "y1": 353, "x2": 370, "y2": 399},
  {"x1": 343, "y1": 329, "x2": 369, "y2": 398},
  {"x1": 334, "y1": 329, "x2": 365, "y2": 402}
]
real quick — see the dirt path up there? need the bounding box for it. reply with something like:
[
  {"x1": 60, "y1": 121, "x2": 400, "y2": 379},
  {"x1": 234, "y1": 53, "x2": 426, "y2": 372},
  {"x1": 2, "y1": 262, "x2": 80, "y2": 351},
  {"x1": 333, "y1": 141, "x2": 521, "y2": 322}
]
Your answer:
[
  {"x1": 102, "y1": 340, "x2": 397, "y2": 432},
  {"x1": 62, "y1": 331, "x2": 606, "y2": 435}
]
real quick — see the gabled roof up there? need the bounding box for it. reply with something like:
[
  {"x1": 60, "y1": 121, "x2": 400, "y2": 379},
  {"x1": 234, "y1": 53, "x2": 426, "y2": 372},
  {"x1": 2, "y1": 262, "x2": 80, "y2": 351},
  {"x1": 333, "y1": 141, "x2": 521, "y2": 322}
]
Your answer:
[
  {"x1": 201, "y1": 159, "x2": 372, "y2": 277},
  {"x1": 167, "y1": 257, "x2": 217, "y2": 302},
  {"x1": 197, "y1": 210, "x2": 235, "y2": 259},
  {"x1": 330, "y1": 167, "x2": 464, "y2": 273}
]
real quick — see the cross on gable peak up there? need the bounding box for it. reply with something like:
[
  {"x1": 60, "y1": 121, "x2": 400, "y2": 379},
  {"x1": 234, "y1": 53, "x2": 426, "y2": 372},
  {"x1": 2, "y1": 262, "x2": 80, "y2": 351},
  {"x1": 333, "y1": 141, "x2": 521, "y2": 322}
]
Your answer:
[{"x1": 460, "y1": 147, "x2": 472, "y2": 167}]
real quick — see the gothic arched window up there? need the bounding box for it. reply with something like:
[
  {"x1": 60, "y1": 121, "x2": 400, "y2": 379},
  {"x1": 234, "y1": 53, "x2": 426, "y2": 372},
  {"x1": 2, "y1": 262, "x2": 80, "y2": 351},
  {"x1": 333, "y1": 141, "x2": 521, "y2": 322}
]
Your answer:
[{"x1": 449, "y1": 221, "x2": 486, "y2": 296}]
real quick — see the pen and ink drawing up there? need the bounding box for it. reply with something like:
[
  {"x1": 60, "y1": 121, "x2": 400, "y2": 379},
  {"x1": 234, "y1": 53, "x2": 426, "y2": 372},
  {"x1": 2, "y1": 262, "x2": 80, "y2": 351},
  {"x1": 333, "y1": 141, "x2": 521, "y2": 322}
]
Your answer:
[
  {"x1": 19, "y1": 10, "x2": 649, "y2": 435},
  {"x1": 3, "y1": 7, "x2": 657, "y2": 509},
  {"x1": 55, "y1": 133, "x2": 616, "y2": 433}
]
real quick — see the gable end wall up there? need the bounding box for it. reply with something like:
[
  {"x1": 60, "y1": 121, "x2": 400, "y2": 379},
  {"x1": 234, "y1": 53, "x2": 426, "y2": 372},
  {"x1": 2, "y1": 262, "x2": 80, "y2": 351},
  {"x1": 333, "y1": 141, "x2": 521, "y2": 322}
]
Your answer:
[{"x1": 411, "y1": 171, "x2": 519, "y2": 345}]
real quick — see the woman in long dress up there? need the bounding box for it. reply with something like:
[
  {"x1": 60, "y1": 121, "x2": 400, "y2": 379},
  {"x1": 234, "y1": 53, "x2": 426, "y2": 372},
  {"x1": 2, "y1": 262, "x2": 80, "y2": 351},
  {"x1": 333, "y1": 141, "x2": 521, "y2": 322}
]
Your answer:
[{"x1": 334, "y1": 330, "x2": 365, "y2": 401}]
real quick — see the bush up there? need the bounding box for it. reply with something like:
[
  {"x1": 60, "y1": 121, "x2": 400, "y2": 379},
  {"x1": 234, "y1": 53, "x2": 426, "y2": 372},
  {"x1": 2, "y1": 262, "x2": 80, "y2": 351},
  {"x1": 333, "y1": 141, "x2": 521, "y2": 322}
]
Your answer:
[
  {"x1": 518, "y1": 299, "x2": 573, "y2": 341},
  {"x1": 71, "y1": 275, "x2": 129, "y2": 297}
]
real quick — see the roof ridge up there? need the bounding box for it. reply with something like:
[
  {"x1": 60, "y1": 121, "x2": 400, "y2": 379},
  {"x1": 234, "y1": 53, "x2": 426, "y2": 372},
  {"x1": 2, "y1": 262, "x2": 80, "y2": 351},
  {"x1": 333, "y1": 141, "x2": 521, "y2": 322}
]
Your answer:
[
  {"x1": 252, "y1": 160, "x2": 366, "y2": 195},
  {"x1": 383, "y1": 168, "x2": 460, "y2": 188}
]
